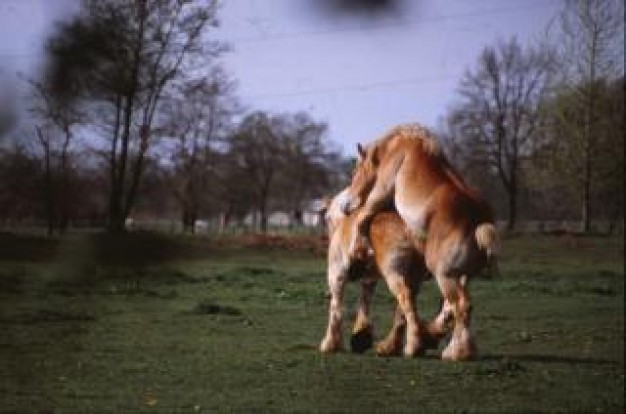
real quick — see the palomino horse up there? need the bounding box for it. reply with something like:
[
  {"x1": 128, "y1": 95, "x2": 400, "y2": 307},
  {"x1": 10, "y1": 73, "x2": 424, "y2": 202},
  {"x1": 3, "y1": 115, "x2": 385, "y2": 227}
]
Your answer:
[
  {"x1": 338, "y1": 124, "x2": 500, "y2": 361},
  {"x1": 320, "y1": 189, "x2": 452, "y2": 356}
]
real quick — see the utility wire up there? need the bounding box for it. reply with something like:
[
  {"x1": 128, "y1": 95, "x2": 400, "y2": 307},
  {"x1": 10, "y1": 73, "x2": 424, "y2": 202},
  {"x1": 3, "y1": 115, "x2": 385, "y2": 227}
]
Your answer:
[
  {"x1": 246, "y1": 74, "x2": 460, "y2": 101},
  {"x1": 1, "y1": 1, "x2": 559, "y2": 102},
  {"x1": 0, "y1": 0, "x2": 560, "y2": 58},
  {"x1": 223, "y1": 0, "x2": 561, "y2": 44}
]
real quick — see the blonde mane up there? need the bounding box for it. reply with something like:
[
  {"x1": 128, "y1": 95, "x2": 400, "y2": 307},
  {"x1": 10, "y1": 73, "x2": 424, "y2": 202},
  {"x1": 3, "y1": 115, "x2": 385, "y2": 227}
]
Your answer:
[
  {"x1": 369, "y1": 123, "x2": 441, "y2": 157},
  {"x1": 368, "y1": 124, "x2": 475, "y2": 194}
]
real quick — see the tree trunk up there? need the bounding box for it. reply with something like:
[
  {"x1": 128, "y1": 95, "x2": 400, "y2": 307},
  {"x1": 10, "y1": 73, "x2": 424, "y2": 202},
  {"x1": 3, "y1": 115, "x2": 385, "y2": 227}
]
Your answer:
[
  {"x1": 36, "y1": 127, "x2": 55, "y2": 237},
  {"x1": 181, "y1": 205, "x2": 197, "y2": 234},
  {"x1": 182, "y1": 207, "x2": 190, "y2": 233},
  {"x1": 189, "y1": 208, "x2": 197, "y2": 235},
  {"x1": 506, "y1": 176, "x2": 517, "y2": 231},
  {"x1": 109, "y1": 92, "x2": 136, "y2": 233},
  {"x1": 58, "y1": 126, "x2": 72, "y2": 235},
  {"x1": 108, "y1": 94, "x2": 123, "y2": 233},
  {"x1": 258, "y1": 174, "x2": 273, "y2": 234},
  {"x1": 292, "y1": 209, "x2": 303, "y2": 228},
  {"x1": 43, "y1": 148, "x2": 54, "y2": 237},
  {"x1": 259, "y1": 205, "x2": 268, "y2": 234},
  {"x1": 581, "y1": 166, "x2": 591, "y2": 233},
  {"x1": 220, "y1": 209, "x2": 232, "y2": 234},
  {"x1": 108, "y1": 5, "x2": 146, "y2": 234},
  {"x1": 581, "y1": 94, "x2": 593, "y2": 234}
]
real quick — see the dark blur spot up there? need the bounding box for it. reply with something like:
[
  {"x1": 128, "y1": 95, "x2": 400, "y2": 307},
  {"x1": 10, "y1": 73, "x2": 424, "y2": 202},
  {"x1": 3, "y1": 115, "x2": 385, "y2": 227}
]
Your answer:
[{"x1": 314, "y1": 0, "x2": 406, "y2": 16}]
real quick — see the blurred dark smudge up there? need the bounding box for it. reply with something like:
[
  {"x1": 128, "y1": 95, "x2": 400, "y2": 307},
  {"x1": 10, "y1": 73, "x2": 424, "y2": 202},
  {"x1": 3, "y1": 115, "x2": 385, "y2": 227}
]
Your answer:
[{"x1": 313, "y1": 0, "x2": 407, "y2": 17}]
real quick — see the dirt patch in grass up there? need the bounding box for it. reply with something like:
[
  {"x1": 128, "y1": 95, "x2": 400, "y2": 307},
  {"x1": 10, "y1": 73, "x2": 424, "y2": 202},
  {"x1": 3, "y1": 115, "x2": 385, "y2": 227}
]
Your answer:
[
  {"x1": 224, "y1": 233, "x2": 327, "y2": 254},
  {"x1": 190, "y1": 300, "x2": 243, "y2": 316}
]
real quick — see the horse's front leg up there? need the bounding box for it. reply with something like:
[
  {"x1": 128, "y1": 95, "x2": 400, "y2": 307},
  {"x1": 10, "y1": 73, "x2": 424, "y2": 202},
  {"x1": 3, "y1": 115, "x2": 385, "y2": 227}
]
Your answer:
[
  {"x1": 350, "y1": 277, "x2": 377, "y2": 353},
  {"x1": 348, "y1": 185, "x2": 394, "y2": 262},
  {"x1": 320, "y1": 264, "x2": 347, "y2": 353}
]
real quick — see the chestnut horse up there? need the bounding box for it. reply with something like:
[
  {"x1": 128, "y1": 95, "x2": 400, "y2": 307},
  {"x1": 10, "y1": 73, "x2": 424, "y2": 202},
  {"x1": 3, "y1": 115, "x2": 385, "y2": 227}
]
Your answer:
[
  {"x1": 339, "y1": 124, "x2": 500, "y2": 361},
  {"x1": 320, "y1": 189, "x2": 452, "y2": 356}
]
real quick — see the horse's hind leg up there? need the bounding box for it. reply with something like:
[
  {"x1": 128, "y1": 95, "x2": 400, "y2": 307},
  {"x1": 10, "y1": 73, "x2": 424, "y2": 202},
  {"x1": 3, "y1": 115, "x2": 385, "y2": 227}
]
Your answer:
[
  {"x1": 376, "y1": 305, "x2": 405, "y2": 356},
  {"x1": 320, "y1": 266, "x2": 346, "y2": 353},
  {"x1": 437, "y1": 274, "x2": 477, "y2": 361},
  {"x1": 386, "y1": 275, "x2": 424, "y2": 357},
  {"x1": 422, "y1": 298, "x2": 454, "y2": 350},
  {"x1": 350, "y1": 278, "x2": 377, "y2": 353}
]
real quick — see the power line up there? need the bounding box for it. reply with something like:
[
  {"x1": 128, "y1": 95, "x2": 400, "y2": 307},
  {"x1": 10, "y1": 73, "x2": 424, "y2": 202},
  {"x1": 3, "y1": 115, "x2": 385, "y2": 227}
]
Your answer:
[
  {"x1": 220, "y1": 0, "x2": 561, "y2": 44},
  {"x1": 0, "y1": 0, "x2": 561, "y2": 58},
  {"x1": 246, "y1": 74, "x2": 459, "y2": 101},
  {"x1": 1, "y1": 1, "x2": 560, "y2": 103}
]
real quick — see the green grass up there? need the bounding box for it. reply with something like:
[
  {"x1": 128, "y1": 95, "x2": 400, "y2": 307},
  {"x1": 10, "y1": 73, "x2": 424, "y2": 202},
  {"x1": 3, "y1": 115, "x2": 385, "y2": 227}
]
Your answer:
[{"x1": 0, "y1": 232, "x2": 623, "y2": 413}]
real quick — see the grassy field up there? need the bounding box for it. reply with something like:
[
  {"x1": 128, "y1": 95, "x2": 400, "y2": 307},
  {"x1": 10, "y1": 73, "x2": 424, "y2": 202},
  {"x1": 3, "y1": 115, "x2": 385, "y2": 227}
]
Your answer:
[{"x1": 0, "y1": 232, "x2": 623, "y2": 413}]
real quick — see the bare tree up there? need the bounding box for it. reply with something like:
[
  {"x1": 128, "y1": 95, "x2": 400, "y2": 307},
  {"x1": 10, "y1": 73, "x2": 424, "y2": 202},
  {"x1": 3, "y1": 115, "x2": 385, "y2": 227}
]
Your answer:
[
  {"x1": 226, "y1": 111, "x2": 341, "y2": 233},
  {"x1": 276, "y1": 112, "x2": 333, "y2": 226},
  {"x1": 164, "y1": 68, "x2": 239, "y2": 233},
  {"x1": 447, "y1": 37, "x2": 554, "y2": 231},
  {"x1": 27, "y1": 78, "x2": 83, "y2": 235},
  {"x1": 45, "y1": 0, "x2": 224, "y2": 232},
  {"x1": 228, "y1": 112, "x2": 286, "y2": 233},
  {"x1": 552, "y1": 0, "x2": 624, "y2": 232}
]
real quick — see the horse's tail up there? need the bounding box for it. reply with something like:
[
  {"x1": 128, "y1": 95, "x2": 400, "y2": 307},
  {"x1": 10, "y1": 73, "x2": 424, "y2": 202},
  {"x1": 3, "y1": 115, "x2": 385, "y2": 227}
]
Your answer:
[{"x1": 475, "y1": 223, "x2": 500, "y2": 277}]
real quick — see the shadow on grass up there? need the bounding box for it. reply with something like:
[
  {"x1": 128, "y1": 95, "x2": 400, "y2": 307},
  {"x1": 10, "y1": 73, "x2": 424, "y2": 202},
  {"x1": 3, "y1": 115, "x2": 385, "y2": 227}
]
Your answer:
[
  {"x1": 0, "y1": 231, "x2": 218, "y2": 264},
  {"x1": 0, "y1": 232, "x2": 58, "y2": 261},
  {"x1": 45, "y1": 266, "x2": 201, "y2": 298},
  {"x1": 481, "y1": 353, "x2": 619, "y2": 366}
]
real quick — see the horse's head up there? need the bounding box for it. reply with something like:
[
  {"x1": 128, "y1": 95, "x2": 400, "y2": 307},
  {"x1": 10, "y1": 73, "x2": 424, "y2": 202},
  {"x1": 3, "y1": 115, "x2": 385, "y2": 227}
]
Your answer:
[{"x1": 339, "y1": 143, "x2": 379, "y2": 214}]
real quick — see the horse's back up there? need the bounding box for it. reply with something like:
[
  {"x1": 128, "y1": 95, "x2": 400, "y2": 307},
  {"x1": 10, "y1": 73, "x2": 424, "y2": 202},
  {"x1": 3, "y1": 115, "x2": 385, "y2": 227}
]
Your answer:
[{"x1": 369, "y1": 212, "x2": 410, "y2": 251}]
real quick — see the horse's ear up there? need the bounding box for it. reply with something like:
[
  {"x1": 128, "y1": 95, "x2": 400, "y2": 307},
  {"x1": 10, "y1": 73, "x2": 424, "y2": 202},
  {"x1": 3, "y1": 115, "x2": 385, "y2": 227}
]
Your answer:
[
  {"x1": 371, "y1": 146, "x2": 379, "y2": 166},
  {"x1": 356, "y1": 143, "x2": 365, "y2": 160}
]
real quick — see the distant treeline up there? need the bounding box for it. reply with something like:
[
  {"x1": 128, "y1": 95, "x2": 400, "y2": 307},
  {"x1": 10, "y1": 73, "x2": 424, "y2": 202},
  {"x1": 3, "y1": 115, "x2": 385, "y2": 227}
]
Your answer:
[{"x1": 0, "y1": 0, "x2": 623, "y2": 235}]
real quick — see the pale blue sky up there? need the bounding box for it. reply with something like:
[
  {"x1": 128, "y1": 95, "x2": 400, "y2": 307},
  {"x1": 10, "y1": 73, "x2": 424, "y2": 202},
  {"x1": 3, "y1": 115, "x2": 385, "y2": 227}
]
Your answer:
[
  {"x1": 214, "y1": 0, "x2": 563, "y2": 153},
  {"x1": 0, "y1": 0, "x2": 563, "y2": 153}
]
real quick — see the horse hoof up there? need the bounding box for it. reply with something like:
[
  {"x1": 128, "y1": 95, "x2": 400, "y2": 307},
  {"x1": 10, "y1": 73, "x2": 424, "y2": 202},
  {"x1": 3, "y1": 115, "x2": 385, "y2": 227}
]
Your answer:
[
  {"x1": 350, "y1": 328, "x2": 373, "y2": 354},
  {"x1": 441, "y1": 340, "x2": 477, "y2": 361},
  {"x1": 320, "y1": 338, "x2": 343, "y2": 353},
  {"x1": 346, "y1": 258, "x2": 369, "y2": 281},
  {"x1": 375, "y1": 340, "x2": 402, "y2": 357},
  {"x1": 403, "y1": 343, "x2": 426, "y2": 358},
  {"x1": 421, "y1": 332, "x2": 441, "y2": 350}
]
